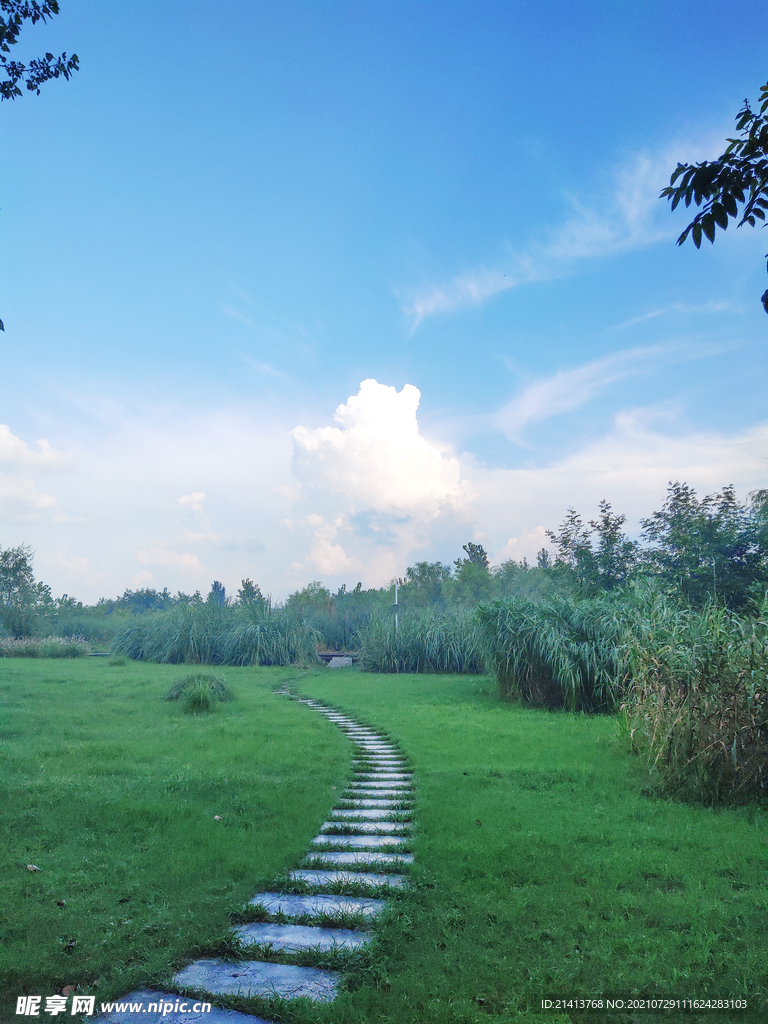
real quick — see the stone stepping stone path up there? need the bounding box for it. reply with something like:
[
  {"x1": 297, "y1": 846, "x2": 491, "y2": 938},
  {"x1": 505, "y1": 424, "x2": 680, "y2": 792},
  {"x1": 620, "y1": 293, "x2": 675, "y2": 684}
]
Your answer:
[{"x1": 94, "y1": 690, "x2": 414, "y2": 1023}]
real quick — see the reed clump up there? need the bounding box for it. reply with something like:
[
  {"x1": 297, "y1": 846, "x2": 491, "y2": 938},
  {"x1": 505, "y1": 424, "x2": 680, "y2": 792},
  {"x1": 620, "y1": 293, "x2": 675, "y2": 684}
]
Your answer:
[
  {"x1": 164, "y1": 672, "x2": 235, "y2": 714},
  {"x1": 110, "y1": 603, "x2": 320, "y2": 666},
  {"x1": 358, "y1": 610, "x2": 485, "y2": 673},
  {"x1": 620, "y1": 594, "x2": 768, "y2": 805},
  {"x1": 0, "y1": 635, "x2": 91, "y2": 658},
  {"x1": 475, "y1": 595, "x2": 624, "y2": 711}
]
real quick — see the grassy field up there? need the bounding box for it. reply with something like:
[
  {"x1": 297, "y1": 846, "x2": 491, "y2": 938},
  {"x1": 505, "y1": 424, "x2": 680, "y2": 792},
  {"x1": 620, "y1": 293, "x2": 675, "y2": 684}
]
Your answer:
[
  {"x1": 2, "y1": 661, "x2": 767, "y2": 1023},
  {"x1": 0, "y1": 659, "x2": 349, "y2": 1022}
]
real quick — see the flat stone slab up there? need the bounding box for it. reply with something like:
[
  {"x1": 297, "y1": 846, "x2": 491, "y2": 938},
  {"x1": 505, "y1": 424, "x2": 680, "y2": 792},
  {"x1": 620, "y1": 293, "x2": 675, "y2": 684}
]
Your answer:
[
  {"x1": 328, "y1": 657, "x2": 353, "y2": 667},
  {"x1": 248, "y1": 891, "x2": 385, "y2": 918},
  {"x1": 350, "y1": 774, "x2": 411, "y2": 782},
  {"x1": 354, "y1": 753, "x2": 405, "y2": 761},
  {"x1": 346, "y1": 794, "x2": 411, "y2": 802},
  {"x1": 290, "y1": 869, "x2": 408, "y2": 888},
  {"x1": 321, "y1": 821, "x2": 409, "y2": 834},
  {"x1": 233, "y1": 922, "x2": 371, "y2": 951},
  {"x1": 313, "y1": 833, "x2": 407, "y2": 848},
  {"x1": 331, "y1": 808, "x2": 409, "y2": 819},
  {"x1": 348, "y1": 782, "x2": 413, "y2": 792},
  {"x1": 355, "y1": 772, "x2": 412, "y2": 780},
  {"x1": 173, "y1": 959, "x2": 339, "y2": 1003},
  {"x1": 306, "y1": 850, "x2": 414, "y2": 865},
  {"x1": 353, "y1": 754, "x2": 405, "y2": 760},
  {"x1": 341, "y1": 798, "x2": 411, "y2": 808},
  {"x1": 91, "y1": 990, "x2": 270, "y2": 1024}
]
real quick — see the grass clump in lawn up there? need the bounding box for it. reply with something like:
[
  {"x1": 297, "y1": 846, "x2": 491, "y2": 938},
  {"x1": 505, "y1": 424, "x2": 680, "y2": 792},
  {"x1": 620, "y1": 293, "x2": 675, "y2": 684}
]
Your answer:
[{"x1": 164, "y1": 672, "x2": 235, "y2": 714}]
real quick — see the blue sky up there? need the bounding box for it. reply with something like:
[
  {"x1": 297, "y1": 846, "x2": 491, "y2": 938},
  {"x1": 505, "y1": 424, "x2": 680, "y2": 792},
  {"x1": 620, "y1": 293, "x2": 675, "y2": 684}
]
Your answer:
[{"x1": 1, "y1": 0, "x2": 767, "y2": 602}]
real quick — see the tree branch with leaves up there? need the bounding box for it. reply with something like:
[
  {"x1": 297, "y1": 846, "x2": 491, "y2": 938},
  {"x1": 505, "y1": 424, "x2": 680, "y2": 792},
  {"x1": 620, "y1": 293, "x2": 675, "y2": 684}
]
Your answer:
[
  {"x1": 0, "y1": 0, "x2": 79, "y2": 331},
  {"x1": 661, "y1": 80, "x2": 768, "y2": 313}
]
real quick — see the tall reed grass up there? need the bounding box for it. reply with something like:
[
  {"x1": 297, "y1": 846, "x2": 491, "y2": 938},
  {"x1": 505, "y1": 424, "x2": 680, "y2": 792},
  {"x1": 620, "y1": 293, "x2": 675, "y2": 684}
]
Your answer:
[
  {"x1": 0, "y1": 635, "x2": 91, "y2": 658},
  {"x1": 476, "y1": 595, "x2": 624, "y2": 711},
  {"x1": 620, "y1": 593, "x2": 768, "y2": 804},
  {"x1": 110, "y1": 604, "x2": 320, "y2": 666},
  {"x1": 359, "y1": 611, "x2": 486, "y2": 673}
]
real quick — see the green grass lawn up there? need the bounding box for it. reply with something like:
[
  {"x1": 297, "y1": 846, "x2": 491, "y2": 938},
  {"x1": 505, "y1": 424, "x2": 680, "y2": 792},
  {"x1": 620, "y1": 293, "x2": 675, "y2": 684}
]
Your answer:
[
  {"x1": 0, "y1": 659, "x2": 349, "y2": 1022},
  {"x1": 2, "y1": 660, "x2": 767, "y2": 1023}
]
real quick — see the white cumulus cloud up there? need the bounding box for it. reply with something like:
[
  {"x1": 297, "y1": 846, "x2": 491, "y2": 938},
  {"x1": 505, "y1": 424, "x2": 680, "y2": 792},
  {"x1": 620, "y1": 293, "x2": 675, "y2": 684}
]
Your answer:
[
  {"x1": 292, "y1": 378, "x2": 470, "y2": 520},
  {"x1": 288, "y1": 379, "x2": 475, "y2": 586},
  {"x1": 177, "y1": 491, "x2": 207, "y2": 514}
]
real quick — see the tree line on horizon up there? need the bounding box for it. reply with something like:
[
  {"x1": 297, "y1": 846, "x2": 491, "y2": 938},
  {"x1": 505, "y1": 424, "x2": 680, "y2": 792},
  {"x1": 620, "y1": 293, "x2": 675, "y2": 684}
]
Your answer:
[{"x1": 1, "y1": 480, "x2": 767, "y2": 643}]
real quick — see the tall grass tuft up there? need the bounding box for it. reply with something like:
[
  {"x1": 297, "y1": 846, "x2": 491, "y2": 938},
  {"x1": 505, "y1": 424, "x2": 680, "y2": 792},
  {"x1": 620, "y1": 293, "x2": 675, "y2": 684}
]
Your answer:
[
  {"x1": 110, "y1": 604, "x2": 320, "y2": 666},
  {"x1": 164, "y1": 672, "x2": 235, "y2": 714},
  {"x1": 0, "y1": 635, "x2": 91, "y2": 658},
  {"x1": 359, "y1": 611, "x2": 486, "y2": 673},
  {"x1": 476, "y1": 595, "x2": 624, "y2": 712},
  {"x1": 620, "y1": 593, "x2": 768, "y2": 804}
]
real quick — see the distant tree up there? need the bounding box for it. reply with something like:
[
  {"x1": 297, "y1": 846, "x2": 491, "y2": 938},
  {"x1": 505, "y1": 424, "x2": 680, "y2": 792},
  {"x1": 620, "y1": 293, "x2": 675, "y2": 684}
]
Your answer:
[
  {"x1": 546, "y1": 508, "x2": 594, "y2": 588},
  {"x1": 459, "y1": 542, "x2": 490, "y2": 569},
  {"x1": 116, "y1": 587, "x2": 175, "y2": 614},
  {"x1": 0, "y1": 542, "x2": 52, "y2": 635},
  {"x1": 641, "y1": 482, "x2": 767, "y2": 609},
  {"x1": 284, "y1": 581, "x2": 332, "y2": 617},
  {"x1": 661, "y1": 79, "x2": 768, "y2": 313},
  {"x1": 444, "y1": 542, "x2": 494, "y2": 607},
  {"x1": 546, "y1": 501, "x2": 638, "y2": 592},
  {"x1": 402, "y1": 560, "x2": 453, "y2": 607},
  {"x1": 207, "y1": 581, "x2": 227, "y2": 607},
  {"x1": 588, "y1": 501, "x2": 640, "y2": 589},
  {"x1": 237, "y1": 578, "x2": 265, "y2": 606}
]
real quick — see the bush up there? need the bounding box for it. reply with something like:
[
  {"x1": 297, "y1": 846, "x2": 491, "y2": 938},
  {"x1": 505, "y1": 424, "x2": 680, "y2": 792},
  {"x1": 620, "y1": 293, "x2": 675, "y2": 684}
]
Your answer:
[
  {"x1": 0, "y1": 635, "x2": 91, "y2": 658},
  {"x1": 164, "y1": 672, "x2": 235, "y2": 715},
  {"x1": 621, "y1": 595, "x2": 768, "y2": 805},
  {"x1": 476, "y1": 595, "x2": 623, "y2": 711},
  {"x1": 359, "y1": 611, "x2": 485, "y2": 673}
]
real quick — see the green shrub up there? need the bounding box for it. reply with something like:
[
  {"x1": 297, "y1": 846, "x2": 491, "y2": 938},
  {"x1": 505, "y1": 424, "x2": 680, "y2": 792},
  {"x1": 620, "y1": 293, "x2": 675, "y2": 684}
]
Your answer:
[{"x1": 164, "y1": 672, "x2": 235, "y2": 715}]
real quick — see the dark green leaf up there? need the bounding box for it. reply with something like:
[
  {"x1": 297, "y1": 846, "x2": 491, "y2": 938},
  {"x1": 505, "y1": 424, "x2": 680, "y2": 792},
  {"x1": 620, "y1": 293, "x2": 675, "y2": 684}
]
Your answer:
[
  {"x1": 721, "y1": 192, "x2": 738, "y2": 217},
  {"x1": 712, "y1": 203, "x2": 728, "y2": 230},
  {"x1": 691, "y1": 221, "x2": 703, "y2": 248}
]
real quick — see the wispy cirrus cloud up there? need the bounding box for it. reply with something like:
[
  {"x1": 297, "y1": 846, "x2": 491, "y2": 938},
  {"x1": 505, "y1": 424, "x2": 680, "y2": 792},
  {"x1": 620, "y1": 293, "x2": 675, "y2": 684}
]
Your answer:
[
  {"x1": 401, "y1": 139, "x2": 724, "y2": 329},
  {"x1": 611, "y1": 301, "x2": 732, "y2": 331},
  {"x1": 494, "y1": 342, "x2": 720, "y2": 441}
]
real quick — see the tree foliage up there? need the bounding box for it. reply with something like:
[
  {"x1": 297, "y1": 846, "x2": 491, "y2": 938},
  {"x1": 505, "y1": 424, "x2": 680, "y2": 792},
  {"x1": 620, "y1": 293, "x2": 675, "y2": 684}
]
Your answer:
[
  {"x1": 640, "y1": 482, "x2": 768, "y2": 610},
  {"x1": 1, "y1": 1, "x2": 79, "y2": 331},
  {"x1": 0, "y1": 0, "x2": 79, "y2": 101},
  {"x1": 546, "y1": 500, "x2": 639, "y2": 592},
  {"x1": 0, "y1": 543, "x2": 52, "y2": 636},
  {"x1": 661, "y1": 80, "x2": 768, "y2": 312}
]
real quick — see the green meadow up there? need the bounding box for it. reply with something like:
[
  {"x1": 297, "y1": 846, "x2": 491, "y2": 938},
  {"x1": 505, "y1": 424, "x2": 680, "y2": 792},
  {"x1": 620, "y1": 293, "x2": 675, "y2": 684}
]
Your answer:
[{"x1": 2, "y1": 659, "x2": 767, "y2": 1023}]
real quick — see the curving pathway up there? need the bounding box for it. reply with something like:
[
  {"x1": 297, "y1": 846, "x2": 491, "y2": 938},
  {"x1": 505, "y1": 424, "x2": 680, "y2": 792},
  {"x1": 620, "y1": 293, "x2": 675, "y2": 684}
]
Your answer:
[{"x1": 96, "y1": 690, "x2": 414, "y2": 1023}]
